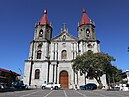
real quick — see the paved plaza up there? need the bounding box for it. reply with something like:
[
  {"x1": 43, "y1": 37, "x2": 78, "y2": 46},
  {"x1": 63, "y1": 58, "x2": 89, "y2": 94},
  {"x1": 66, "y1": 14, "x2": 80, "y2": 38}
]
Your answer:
[{"x1": 0, "y1": 89, "x2": 129, "y2": 97}]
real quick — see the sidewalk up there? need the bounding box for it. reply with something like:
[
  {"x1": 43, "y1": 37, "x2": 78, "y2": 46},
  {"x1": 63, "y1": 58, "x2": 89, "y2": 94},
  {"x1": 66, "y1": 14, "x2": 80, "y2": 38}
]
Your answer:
[{"x1": 0, "y1": 87, "x2": 32, "y2": 92}]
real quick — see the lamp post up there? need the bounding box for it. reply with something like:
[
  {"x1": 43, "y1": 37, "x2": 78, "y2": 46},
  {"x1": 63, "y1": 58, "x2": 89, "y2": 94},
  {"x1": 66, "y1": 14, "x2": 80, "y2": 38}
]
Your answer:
[{"x1": 128, "y1": 47, "x2": 129, "y2": 52}]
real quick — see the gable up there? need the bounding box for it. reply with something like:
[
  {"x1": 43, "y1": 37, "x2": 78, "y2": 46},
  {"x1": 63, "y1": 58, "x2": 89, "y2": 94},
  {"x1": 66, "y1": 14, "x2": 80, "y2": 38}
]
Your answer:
[{"x1": 52, "y1": 32, "x2": 77, "y2": 41}]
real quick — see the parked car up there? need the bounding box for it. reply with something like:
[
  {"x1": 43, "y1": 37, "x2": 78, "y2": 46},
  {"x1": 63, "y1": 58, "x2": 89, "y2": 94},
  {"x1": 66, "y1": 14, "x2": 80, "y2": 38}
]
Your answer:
[
  {"x1": 12, "y1": 80, "x2": 27, "y2": 89},
  {"x1": 41, "y1": 82, "x2": 61, "y2": 90},
  {"x1": 0, "y1": 83, "x2": 4, "y2": 89},
  {"x1": 119, "y1": 84, "x2": 129, "y2": 91},
  {"x1": 80, "y1": 83, "x2": 97, "y2": 90}
]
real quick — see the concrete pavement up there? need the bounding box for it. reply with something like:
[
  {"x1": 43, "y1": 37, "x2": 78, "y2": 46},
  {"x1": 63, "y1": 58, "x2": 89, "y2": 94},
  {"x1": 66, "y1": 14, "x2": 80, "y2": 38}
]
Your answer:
[{"x1": 0, "y1": 89, "x2": 129, "y2": 97}]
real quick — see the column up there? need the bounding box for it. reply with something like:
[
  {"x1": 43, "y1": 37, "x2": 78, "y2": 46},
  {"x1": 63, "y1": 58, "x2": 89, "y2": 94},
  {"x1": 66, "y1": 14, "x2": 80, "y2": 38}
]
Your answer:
[
  {"x1": 55, "y1": 43, "x2": 59, "y2": 83},
  {"x1": 52, "y1": 64, "x2": 55, "y2": 83},
  {"x1": 29, "y1": 40, "x2": 34, "y2": 86}
]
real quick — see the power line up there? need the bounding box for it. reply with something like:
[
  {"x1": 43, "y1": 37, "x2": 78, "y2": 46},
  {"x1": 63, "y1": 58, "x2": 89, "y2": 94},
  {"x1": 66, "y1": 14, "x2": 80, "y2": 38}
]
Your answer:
[{"x1": 18, "y1": 68, "x2": 23, "y2": 77}]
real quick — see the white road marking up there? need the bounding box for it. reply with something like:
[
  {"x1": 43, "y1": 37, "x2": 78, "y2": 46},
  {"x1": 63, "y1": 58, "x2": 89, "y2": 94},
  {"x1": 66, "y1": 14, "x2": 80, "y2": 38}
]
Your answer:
[
  {"x1": 0, "y1": 90, "x2": 37, "y2": 96},
  {"x1": 90, "y1": 90, "x2": 126, "y2": 97},
  {"x1": 88, "y1": 91, "x2": 106, "y2": 97},
  {"x1": 1, "y1": 90, "x2": 28, "y2": 94},
  {"x1": 44, "y1": 90, "x2": 53, "y2": 97},
  {"x1": 75, "y1": 90, "x2": 87, "y2": 97},
  {"x1": 19, "y1": 90, "x2": 41, "y2": 97},
  {"x1": 107, "y1": 91, "x2": 125, "y2": 97},
  {"x1": 63, "y1": 90, "x2": 68, "y2": 97}
]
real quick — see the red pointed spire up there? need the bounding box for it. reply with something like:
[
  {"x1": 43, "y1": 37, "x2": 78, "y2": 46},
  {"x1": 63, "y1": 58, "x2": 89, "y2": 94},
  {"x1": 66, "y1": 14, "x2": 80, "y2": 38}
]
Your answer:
[
  {"x1": 79, "y1": 8, "x2": 91, "y2": 26},
  {"x1": 39, "y1": 9, "x2": 50, "y2": 26}
]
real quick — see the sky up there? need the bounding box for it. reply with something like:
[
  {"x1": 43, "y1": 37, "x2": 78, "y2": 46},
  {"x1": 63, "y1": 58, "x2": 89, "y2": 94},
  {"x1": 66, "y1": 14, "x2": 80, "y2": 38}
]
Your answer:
[{"x1": 0, "y1": 0, "x2": 129, "y2": 76}]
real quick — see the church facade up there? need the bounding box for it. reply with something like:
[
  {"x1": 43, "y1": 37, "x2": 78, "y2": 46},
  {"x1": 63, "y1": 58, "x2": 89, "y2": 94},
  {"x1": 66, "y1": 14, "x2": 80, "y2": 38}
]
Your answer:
[{"x1": 24, "y1": 9, "x2": 107, "y2": 89}]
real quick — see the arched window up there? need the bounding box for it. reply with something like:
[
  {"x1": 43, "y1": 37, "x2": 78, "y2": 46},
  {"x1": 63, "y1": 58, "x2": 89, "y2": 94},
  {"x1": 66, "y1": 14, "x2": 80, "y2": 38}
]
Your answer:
[
  {"x1": 39, "y1": 29, "x2": 43, "y2": 37},
  {"x1": 35, "y1": 69, "x2": 40, "y2": 79},
  {"x1": 62, "y1": 35, "x2": 66, "y2": 41},
  {"x1": 87, "y1": 43, "x2": 92, "y2": 48},
  {"x1": 38, "y1": 43, "x2": 42, "y2": 49},
  {"x1": 61, "y1": 50, "x2": 67, "y2": 59},
  {"x1": 88, "y1": 50, "x2": 92, "y2": 52},
  {"x1": 37, "y1": 50, "x2": 42, "y2": 59},
  {"x1": 86, "y1": 29, "x2": 90, "y2": 37}
]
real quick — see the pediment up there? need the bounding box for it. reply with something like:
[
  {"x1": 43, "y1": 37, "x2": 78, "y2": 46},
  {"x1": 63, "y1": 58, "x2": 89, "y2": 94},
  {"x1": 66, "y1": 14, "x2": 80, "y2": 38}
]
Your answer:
[{"x1": 52, "y1": 32, "x2": 77, "y2": 41}]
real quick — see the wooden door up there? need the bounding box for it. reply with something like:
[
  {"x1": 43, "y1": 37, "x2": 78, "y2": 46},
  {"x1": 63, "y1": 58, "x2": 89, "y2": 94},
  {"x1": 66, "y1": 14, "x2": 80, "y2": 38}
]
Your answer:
[{"x1": 59, "y1": 70, "x2": 68, "y2": 89}]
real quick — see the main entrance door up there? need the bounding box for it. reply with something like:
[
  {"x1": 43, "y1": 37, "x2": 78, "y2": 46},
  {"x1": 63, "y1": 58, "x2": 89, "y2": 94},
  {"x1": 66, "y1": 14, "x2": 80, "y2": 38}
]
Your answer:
[{"x1": 59, "y1": 70, "x2": 68, "y2": 89}]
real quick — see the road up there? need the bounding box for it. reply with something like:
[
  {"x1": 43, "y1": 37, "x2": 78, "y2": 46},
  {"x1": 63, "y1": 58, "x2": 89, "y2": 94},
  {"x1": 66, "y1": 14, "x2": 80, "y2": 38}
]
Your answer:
[{"x1": 0, "y1": 89, "x2": 129, "y2": 97}]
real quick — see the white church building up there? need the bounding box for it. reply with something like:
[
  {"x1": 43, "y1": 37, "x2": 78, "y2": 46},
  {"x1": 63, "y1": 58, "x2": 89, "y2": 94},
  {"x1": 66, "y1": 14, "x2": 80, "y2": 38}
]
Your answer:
[{"x1": 24, "y1": 8, "x2": 107, "y2": 89}]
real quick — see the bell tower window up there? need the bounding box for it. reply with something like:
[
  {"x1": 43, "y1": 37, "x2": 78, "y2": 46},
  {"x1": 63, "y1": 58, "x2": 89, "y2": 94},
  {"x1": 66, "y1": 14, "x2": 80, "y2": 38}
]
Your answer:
[
  {"x1": 39, "y1": 29, "x2": 43, "y2": 37},
  {"x1": 86, "y1": 29, "x2": 90, "y2": 37},
  {"x1": 38, "y1": 43, "x2": 42, "y2": 49},
  {"x1": 87, "y1": 43, "x2": 92, "y2": 48},
  {"x1": 37, "y1": 50, "x2": 42, "y2": 59}
]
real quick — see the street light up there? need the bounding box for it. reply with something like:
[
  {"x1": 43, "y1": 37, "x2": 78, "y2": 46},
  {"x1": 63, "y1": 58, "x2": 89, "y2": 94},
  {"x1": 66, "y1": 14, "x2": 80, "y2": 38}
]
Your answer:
[{"x1": 128, "y1": 47, "x2": 129, "y2": 52}]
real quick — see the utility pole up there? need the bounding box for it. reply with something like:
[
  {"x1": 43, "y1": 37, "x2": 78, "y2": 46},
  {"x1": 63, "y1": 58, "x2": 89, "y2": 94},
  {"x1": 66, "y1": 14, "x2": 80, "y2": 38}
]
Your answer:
[{"x1": 18, "y1": 68, "x2": 23, "y2": 77}]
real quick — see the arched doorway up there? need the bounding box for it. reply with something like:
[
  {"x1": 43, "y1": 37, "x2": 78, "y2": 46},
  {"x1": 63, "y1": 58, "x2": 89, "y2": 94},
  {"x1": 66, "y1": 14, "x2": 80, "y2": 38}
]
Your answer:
[{"x1": 59, "y1": 70, "x2": 69, "y2": 89}]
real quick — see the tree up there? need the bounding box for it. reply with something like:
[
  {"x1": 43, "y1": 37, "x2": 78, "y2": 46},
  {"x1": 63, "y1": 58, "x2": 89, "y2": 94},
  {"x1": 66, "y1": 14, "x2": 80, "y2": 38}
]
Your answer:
[
  {"x1": 106, "y1": 65, "x2": 122, "y2": 86},
  {"x1": 72, "y1": 51, "x2": 116, "y2": 89}
]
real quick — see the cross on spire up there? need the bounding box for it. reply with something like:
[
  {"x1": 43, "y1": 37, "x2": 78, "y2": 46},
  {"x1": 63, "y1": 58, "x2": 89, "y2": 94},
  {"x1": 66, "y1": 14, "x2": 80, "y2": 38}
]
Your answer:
[
  {"x1": 61, "y1": 22, "x2": 68, "y2": 33},
  {"x1": 62, "y1": 22, "x2": 68, "y2": 32},
  {"x1": 63, "y1": 22, "x2": 67, "y2": 30}
]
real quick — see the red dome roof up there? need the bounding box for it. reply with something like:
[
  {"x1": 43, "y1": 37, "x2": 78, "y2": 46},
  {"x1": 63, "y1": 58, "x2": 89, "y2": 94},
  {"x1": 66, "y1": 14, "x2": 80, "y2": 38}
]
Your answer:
[
  {"x1": 79, "y1": 9, "x2": 91, "y2": 26},
  {"x1": 39, "y1": 9, "x2": 50, "y2": 26}
]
